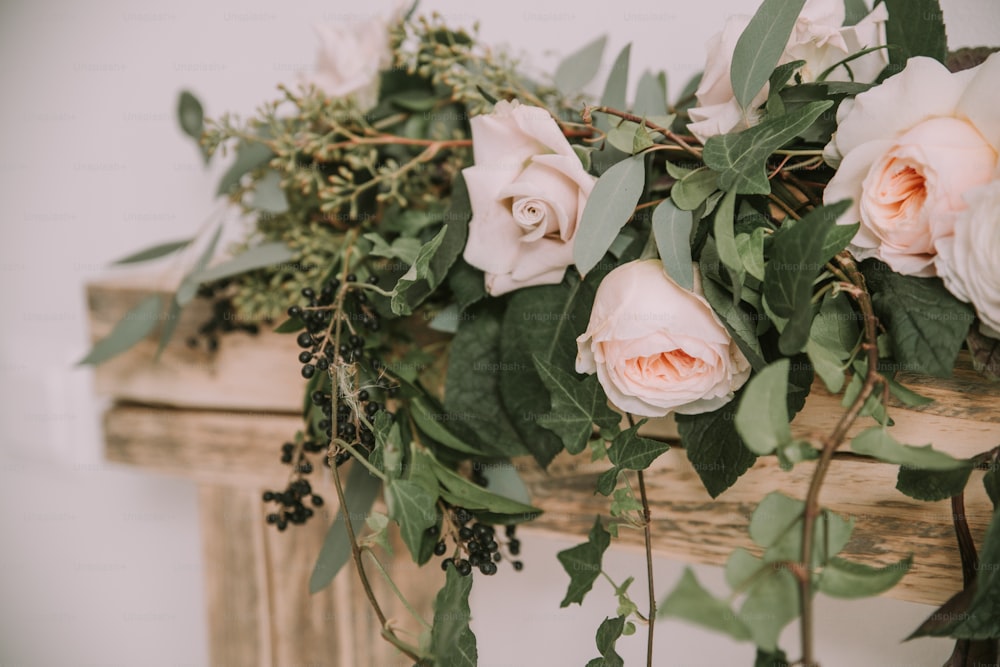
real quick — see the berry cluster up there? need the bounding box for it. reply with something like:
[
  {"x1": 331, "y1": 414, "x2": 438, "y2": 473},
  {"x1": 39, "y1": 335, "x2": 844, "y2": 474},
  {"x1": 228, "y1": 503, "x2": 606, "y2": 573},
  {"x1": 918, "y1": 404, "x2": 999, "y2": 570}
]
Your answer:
[
  {"x1": 262, "y1": 440, "x2": 325, "y2": 531},
  {"x1": 310, "y1": 386, "x2": 393, "y2": 467},
  {"x1": 186, "y1": 284, "x2": 260, "y2": 352},
  {"x1": 431, "y1": 507, "x2": 524, "y2": 577}
]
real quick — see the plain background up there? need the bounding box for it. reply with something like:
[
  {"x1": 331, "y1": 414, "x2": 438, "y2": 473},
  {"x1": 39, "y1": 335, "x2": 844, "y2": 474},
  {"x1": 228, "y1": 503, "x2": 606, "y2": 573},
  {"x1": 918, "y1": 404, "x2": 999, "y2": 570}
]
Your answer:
[{"x1": 1, "y1": 0, "x2": 997, "y2": 665}]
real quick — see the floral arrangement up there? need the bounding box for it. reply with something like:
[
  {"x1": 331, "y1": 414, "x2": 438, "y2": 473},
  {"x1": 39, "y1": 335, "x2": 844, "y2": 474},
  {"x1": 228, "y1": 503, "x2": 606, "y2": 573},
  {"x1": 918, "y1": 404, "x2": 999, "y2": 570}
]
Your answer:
[{"x1": 84, "y1": 0, "x2": 1000, "y2": 664}]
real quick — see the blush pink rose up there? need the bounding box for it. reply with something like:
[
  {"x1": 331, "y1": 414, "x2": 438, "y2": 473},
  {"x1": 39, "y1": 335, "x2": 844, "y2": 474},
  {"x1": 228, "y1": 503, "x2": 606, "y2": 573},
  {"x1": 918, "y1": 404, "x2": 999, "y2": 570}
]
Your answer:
[
  {"x1": 463, "y1": 100, "x2": 596, "y2": 296},
  {"x1": 576, "y1": 260, "x2": 751, "y2": 418},
  {"x1": 936, "y1": 177, "x2": 1000, "y2": 331},
  {"x1": 824, "y1": 54, "x2": 1000, "y2": 276},
  {"x1": 688, "y1": 0, "x2": 888, "y2": 142}
]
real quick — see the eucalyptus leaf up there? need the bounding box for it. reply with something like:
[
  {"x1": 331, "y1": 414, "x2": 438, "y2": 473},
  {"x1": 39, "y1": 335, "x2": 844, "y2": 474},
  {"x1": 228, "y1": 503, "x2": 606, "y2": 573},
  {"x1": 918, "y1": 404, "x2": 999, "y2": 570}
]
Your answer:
[
  {"x1": 177, "y1": 90, "x2": 204, "y2": 140},
  {"x1": 309, "y1": 462, "x2": 382, "y2": 593},
  {"x1": 819, "y1": 556, "x2": 912, "y2": 599},
  {"x1": 574, "y1": 155, "x2": 646, "y2": 276},
  {"x1": 671, "y1": 167, "x2": 719, "y2": 211},
  {"x1": 651, "y1": 199, "x2": 694, "y2": 291},
  {"x1": 851, "y1": 427, "x2": 966, "y2": 471},
  {"x1": 601, "y1": 44, "x2": 632, "y2": 110},
  {"x1": 634, "y1": 70, "x2": 669, "y2": 116},
  {"x1": 216, "y1": 140, "x2": 274, "y2": 196},
  {"x1": 248, "y1": 170, "x2": 289, "y2": 214},
  {"x1": 176, "y1": 224, "x2": 223, "y2": 306},
  {"x1": 112, "y1": 239, "x2": 192, "y2": 265},
  {"x1": 713, "y1": 190, "x2": 745, "y2": 299},
  {"x1": 78, "y1": 295, "x2": 164, "y2": 366},
  {"x1": 701, "y1": 277, "x2": 767, "y2": 371},
  {"x1": 191, "y1": 242, "x2": 295, "y2": 285},
  {"x1": 740, "y1": 566, "x2": 799, "y2": 652},
  {"x1": 735, "y1": 359, "x2": 792, "y2": 455},
  {"x1": 554, "y1": 35, "x2": 608, "y2": 94},
  {"x1": 410, "y1": 397, "x2": 484, "y2": 456},
  {"x1": 730, "y1": 0, "x2": 808, "y2": 109}
]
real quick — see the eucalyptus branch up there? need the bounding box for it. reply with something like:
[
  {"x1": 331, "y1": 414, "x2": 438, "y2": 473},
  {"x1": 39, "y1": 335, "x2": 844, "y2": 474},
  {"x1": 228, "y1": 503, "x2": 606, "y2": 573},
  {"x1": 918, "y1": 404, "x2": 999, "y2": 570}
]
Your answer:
[
  {"x1": 583, "y1": 105, "x2": 703, "y2": 159},
  {"x1": 797, "y1": 253, "x2": 882, "y2": 667}
]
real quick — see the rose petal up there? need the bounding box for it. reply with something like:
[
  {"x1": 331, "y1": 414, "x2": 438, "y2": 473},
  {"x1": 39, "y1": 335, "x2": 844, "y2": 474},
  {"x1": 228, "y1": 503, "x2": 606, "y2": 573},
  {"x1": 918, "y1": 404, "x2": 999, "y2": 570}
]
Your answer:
[{"x1": 956, "y1": 52, "x2": 1000, "y2": 154}]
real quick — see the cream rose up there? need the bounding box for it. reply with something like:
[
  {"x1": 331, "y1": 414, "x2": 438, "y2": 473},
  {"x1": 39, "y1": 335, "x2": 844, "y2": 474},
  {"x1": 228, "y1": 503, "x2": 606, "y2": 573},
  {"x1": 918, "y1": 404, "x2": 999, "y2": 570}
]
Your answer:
[
  {"x1": 305, "y1": 6, "x2": 402, "y2": 109},
  {"x1": 576, "y1": 260, "x2": 751, "y2": 418},
  {"x1": 688, "y1": 0, "x2": 888, "y2": 142},
  {"x1": 936, "y1": 178, "x2": 1000, "y2": 331},
  {"x1": 463, "y1": 100, "x2": 596, "y2": 296},
  {"x1": 823, "y1": 54, "x2": 1000, "y2": 276}
]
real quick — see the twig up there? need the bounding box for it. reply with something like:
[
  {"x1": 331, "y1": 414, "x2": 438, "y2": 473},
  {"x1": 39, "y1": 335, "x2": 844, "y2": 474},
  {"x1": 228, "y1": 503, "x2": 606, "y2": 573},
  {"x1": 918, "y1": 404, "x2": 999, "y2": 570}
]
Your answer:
[
  {"x1": 628, "y1": 413, "x2": 656, "y2": 667},
  {"x1": 584, "y1": 105, "x2": 703, "y2": 159}
]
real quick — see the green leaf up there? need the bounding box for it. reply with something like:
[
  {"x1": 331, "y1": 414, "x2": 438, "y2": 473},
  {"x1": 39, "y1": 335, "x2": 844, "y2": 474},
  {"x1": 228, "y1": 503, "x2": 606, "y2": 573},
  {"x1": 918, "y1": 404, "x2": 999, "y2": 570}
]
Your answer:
[
  {"x1": 309, "y1": 462, "x2": 382, "y2": 593},
  {"x1": 806, "y1": 339, "x2": 846, "y2": 393},
  {"x1": 596, "y1": 468, "x2": 620, "y2": 497},
  {"x1": 533, "y1": 357, "x2": 621, "y2": 455},
  {"x1": 883, "y1": 0, "x2": 947, "y2": 66},
  {"x1": 851, "y1": 427, "x2": 966, "y2": 470},
  {"x1": 427, "y1": 451, "x2": 541, "y2": 518},
  {"x1": 112, "y1": 239, "x2": 191, "y2": 265},
  {"x1": 755, "y1": 647, "x2": 791, "y2": 667},
  {"x1": 819, "y1": 556, "x2": 912, "y2": 599},
  {"x1": 391, "y1": 226, "x2": 449, "y2": 316},
  {"x1": 432, "y1": 567, "x2": 478, "y2": 667},
  {"x1": 500, "y1": 279, "x2": 602, "y2": 466},
  {"x1": 714, "y1": 190, "x2": 745, "y2": 300},
  {"x1": 634, "y1": 70, "x2": 669, "y2": 116},
  {"x1": 658, "y1": 568, "x2": 753, "y2": 641},
  {"x1": 191, "y1": 242, "x2": 295, "y2": 285},
  {"x1": 554, "y1": 35, "x2": 608, "y2": 94},
  {"x1": 703, "y1": 100, "x2": 833, "y2": 194},
  {"x1": 601, "y1": 44, "x2": 632, "y2": 109},
  {"x1": 248, "y1": 170, "x2": 289, "y2": 214},
  {"x1": 79, "y1": 295, "x2": 163, "y2": 366},
  {"x1": 986, "y1": 466, "x2": 1000, "y2": 510},
  {"x1": 650, "y1": 200, "x2": 694, "y2": 291},
  {"x1": 607, "y1": 421, "x2": 670, "y2": 472},
  {"x1": 216, "y1": 140, "x2": 274, "y2": 196},
  {"x1": 764, "y1": 201, "x2": 851, "y2": 354},
  {"x1": 364, "y1": 233, "x2": 423, "y2": 265},
  {"x1": 448, "y1": 258, "x2": 486, "y2": 310},
  {"x1": 574, "y1": 156, "x2": 646, "y2": 276},
  {"x1": 671, "y1": 167, "x2": 719, "y2": 211},
  {"x1": 896, "y1": 464, "x2": 973, "y2": 502},
  {"x1": 740, "y1": 565, "x2": 799, "y2": 652},
  {"x1": 607, "y1": 120, "x2": 655, "y2": 155},
  {"x1": 177, "y1": 90, "x2": 204, "y2": 141},
  {"x1": 410, "y1": 397, "x2": 484, "y2": 456},
  {"x1": 587, "y1": 616, "x2": 626, "y2": 667},
  {"x1": 730, "y1": 0, "x2": 808, "y2": 109},
  {"x1": 736, "y1": 228, "x2": 766, "y2": 281},
  {"x1": 735, "y1": 359, "x2": 792, "y2": 455},
  {"x1": 676, "y1": 401, "x2": 758, "y2": 498},
  {"x1": 479, "y1": 461, "x2": 533, "y2": 507},
  {"x1": 750, "y1": 492, "x2": 854, "y2": 567},
  {"x1": 701, "y1": 277, "x2": 767, "y2": 371},
  {"x1": 176, "y1": 224, "x2": 223, "y2": 306},
  {"x1": 862, "y1": 260, "x2": 975, "y2": 378},
  {"x1": 558, "y1": 517, "x2": 611, "y2": 607},
  {"x1": 386, "y1": 479, "x2": 439, "y2": 562},
  {"x1": 273, "y1": 316, "x2": 304, "y2": 334},
  {"x1": 153, "y1": 297, "x2": 182, "y2": 361}
]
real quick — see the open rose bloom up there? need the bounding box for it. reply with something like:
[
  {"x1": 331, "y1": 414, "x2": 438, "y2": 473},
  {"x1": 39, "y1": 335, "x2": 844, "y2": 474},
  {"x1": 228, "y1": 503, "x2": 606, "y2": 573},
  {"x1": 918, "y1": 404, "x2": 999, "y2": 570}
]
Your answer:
[
  {"x1": 462, "y1": 100, "x2": 596, "y2": 296},
  {"x1": 824, "y1": 54, "x2": 1000, "y2": 276},
  {"x1": 576, "y1": 260, "x2": 751, "y2": 418}
]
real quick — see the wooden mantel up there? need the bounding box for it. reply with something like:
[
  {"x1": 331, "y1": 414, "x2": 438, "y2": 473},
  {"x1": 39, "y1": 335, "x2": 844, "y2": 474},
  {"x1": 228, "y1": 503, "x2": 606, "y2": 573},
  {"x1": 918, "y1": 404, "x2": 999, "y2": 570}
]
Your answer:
[{"x1": 87, "y1": 276, "x2": 1000, "y2": 665}]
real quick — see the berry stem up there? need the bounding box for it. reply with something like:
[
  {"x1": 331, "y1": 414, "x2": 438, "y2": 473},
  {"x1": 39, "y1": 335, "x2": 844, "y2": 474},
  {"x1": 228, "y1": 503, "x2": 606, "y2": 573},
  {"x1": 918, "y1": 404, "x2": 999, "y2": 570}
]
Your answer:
[
  {"x1": 637, "y1": 469, "x2": 656, "y2": 667},
  {"x1": 362, "y1": 547, "x2": 433, "y2": 630}
]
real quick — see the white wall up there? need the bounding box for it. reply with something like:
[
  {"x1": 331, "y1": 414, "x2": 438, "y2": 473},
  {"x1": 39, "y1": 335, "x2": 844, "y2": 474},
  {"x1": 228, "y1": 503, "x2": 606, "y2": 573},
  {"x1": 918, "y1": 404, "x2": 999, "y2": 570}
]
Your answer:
[{"x1": 0, "y1": 0, "x2": 995, "y2": 665}]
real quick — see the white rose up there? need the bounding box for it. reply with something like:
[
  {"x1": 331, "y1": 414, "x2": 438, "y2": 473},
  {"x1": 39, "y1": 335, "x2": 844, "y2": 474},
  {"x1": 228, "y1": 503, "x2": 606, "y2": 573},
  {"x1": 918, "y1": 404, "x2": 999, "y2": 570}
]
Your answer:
[
  {"x1": 463, "y1": 100, "x2": 596, "y2": 296},
  {"x1": 936, "y1": 178, "x2": 1000, "y2": 331},
  {"x1": 823, "y1": 54, "x2": 1000, "y2": 276},
  {"x1": 688, "y1": 0, "x2": 888, "y2": 142},
  {"x1": 305, "y1": 5, "x2": 403, "y2": 108},
  {"x1": 576, "y1": 260, "x2": 751, "y2": 418}
]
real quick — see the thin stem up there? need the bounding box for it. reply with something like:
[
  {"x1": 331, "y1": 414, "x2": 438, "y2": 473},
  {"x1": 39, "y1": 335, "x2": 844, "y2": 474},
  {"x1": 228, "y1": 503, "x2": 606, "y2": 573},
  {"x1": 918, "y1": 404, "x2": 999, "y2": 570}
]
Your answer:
[
  {"x1": 627, "y1": 413, "x2": 656, "y2": 667},
  {"x1": 333, "y1": 438, "x2": 387, "y2": 481},
  {"x1": 363, "y1": 547, "x2": 433, "y2": 630},
  {"x1": 584, "y1": 105, "x2": 703, "y2": 159},
  {"x1": 797, "y1": 254, "x2": 882, "y2": 667}
]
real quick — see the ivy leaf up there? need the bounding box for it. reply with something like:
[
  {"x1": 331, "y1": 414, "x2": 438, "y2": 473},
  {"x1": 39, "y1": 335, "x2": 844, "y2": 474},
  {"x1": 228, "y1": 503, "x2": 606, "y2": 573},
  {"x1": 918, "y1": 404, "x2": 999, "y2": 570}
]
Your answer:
[
  {"x1": 703, "y1": 100, "x2": 833, "y2": 194},
  {"x1": 596, "y1": 468, "x2": 620, "y2": 497},
  {"x1": 533, "y1": 356, "x2": 621, "y2": 455},
  {"x1": 385, "y1": 479, "x2": 439, "y2": 563},
  {"x1": 896, "y1": 464, "x2": 973, "y2": 502},
  {"x1": 554, "y1": 35, "x2": 608, "y2": 94},
  {"x1": 607, "y1": 421, "x2": 670, "y2": 471},
  {"x1": 558, "y1": 517, "x2": 611, "y2": 607},
  {"x1": 671, "y1": 167, "x2": 719, "y2": 211},
  {"x1": 730, "y1": 0, "x2": 808, "y2": 109},
  {"x1": 676, "y1": 400, "x2": 757, "y2": 498},
  {"x1": 309, "y1": 462, "x2": 382, "y2": 593},
  {"x1": 190, "y1": 242, "x2": 295, "y2": 285},
  {"x1": 651, "y1": 200, "x2": 695, "y2": 291},
  {"x1": 740, "y1": 565, "x2": 800, "y2": 652},
  {"x1": 390, "y1": 226, "x2": 449, "y2": 315},
  {"x1": 850, "y1": 427, "x2": 967, "y2": 471},
  {"x1": 735, "y1": 359, "x2": 792, "y2": 455},
  {"x1": 586, "y1": 616, "x2": 626, "y2": 667},
  {"x1": 363, "y1": 232, "x2": 423, "y2": 265},
  {"x1": 883, "y1": 0, "x2": 947, "y2": 66},
  {"x1": 819, "y1": 556, "x2": 912, "y2": 599},
  {"x1": 78, "y1": 295, "x2": 163, "y2": 366},
  {"x1": 658, "y1": 568, "x2": 753, "y2": 641},
  {"x1": 862, "y1": 260, "x2": 976, "y2": 378},
  {"x1": 112, "y1": 239, "x2": 192, "y2": 265},
  {"x1": 574, "y1": 155, "x2": 646, "y2": 276},
  {"x1": 431, "y1": 567, "x2": 478, "y2": 667}
]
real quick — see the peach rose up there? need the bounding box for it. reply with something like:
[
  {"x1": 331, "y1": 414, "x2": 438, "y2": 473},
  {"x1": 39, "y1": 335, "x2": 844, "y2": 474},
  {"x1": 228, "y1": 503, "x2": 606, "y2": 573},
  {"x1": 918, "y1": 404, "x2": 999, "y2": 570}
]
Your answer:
[
  {"x1": 463, "y1": 100, "x2": 596, "y2": 296},
  {"x1": 936, "y1": 177, "x2": 1000, "y2": 331},
  {"x1": 824, "y1": 54, "x2": 1000, "y2": 276},
  {"x1": 306, "y1": 6, "x2": 402, "y2": 108},
  {"x1": 688, "y1": 0, "x2": 888, "y2": 142},
  {"x1": 576, "y1": 260, "x2": 751, "y2": 417}
]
